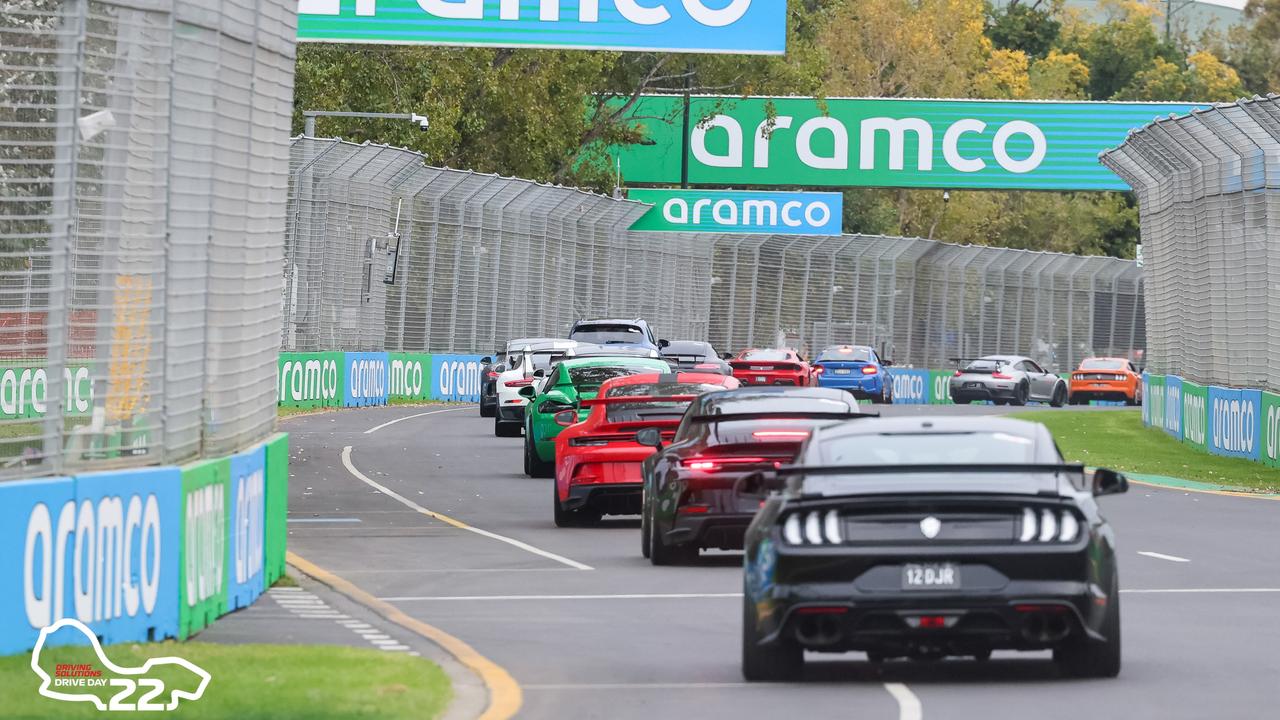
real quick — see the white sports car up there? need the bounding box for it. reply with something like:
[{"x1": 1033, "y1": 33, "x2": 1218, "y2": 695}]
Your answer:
[{"x1": 493, "y1": 339, "x2": 579, "y2": 437}]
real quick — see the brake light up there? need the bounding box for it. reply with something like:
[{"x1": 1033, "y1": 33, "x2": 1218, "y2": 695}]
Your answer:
[
  {"x1": 861, "y1": 366, "x2": 878, "y2": 375},
  {"x1": 694, "y1": 363, "x2": 720, "y2": 370},
  {"x1": 991, "y1": 372, "x2": 1012, "y2": 379},
  {"x1": 954, "y1": 370, "x2": 963, "y2": 377},
  {"x1": 919, "y1": 615, "x2": 947, "y2": 629},
  {"x1": 505, "y1": 378, "x2": 534, "y2": 387},
  {"x1": 752, "y1": 430, "x2": 810, "y2": 439},
  {"x1": 681, "y1": 456, "x2": 769, "y2": 472},
  {"x1": 678, "y1": 505, "x2": 710, "y2": 515},
  {"x1": 554, "y1": 410, "x2": 577, "y2": 427},
  {"x1": 487, "y1": 371, "x2": 499, "y2": 378},
  {"x1": 813, "y1": 366, "x2": 825, "y2": 375}
]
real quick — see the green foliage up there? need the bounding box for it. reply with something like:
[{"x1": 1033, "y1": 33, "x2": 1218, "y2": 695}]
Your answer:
[{"x1": 986, "y1": 0, "x2": 1063, "y2": 59}]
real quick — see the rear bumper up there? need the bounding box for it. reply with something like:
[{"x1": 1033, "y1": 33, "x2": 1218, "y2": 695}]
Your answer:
[
  {"x1": 496, "y1": 405, "x2": 526, "y2": 423},
  {"x1": 735, "y1": 375, "x2": 805, "y2": 386},
  {"x1": 758, "y1": 585, "x2": 1095, "y2": 655},
  {"x1": 1069, "y1": 384, "x2": 1134, "y2": 401},
  {"x1": 667, "y1": 512, "x2": 755, "y2": 550},
  {"x1": 816, "y1": 376, "x2": 882, "y2": 395},
  {"x1": 950, "y1": 383, "x2": 1017, "y2": 401},
  {"x1": 563, "y1": 483, "x2": 642, "y2": 516}
]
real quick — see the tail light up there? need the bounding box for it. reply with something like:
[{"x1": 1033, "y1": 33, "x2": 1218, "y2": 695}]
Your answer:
[
  {"x1": 991, "y1": 372, "x2": 1013, "y2": 379},
  {"x1": 680, "y1": 456, "x2": 769, "y2": 472},
  {"x1": 487, "y1": 371, "x2": 499, "y2": 379},
  {"x1": 1019, "y1": 507, "x2": 1081, "y2": 543},
  {"x1": 954, "y1": 370, "x2": 963, "y2": 377},
  {"x1": 813, "y1": 366, "x2": 825, "y2": 375},
  {"x1": 861, "y1": 366, "x2": 878, "y2": 375},
  {"x1": 782, "y1": 510, "x2": 842, "y2": 545},
  {"x1": 752, "y1": 430, "x2": 810, "y2": 439},
  {"x1": 694, "y1": 363, "x2": 720, "y2": 370},
  {"x1": 505, "y1": 378, "x2": 534, "y2": 387},
  {"x1": 678, "y1": 505, "x2": 711, "y2": 515},
  {"x1": 554, "y1": 410, "x2": 577, "y2": 427}
]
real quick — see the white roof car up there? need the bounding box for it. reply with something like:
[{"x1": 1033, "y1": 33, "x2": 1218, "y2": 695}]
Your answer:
[{"x1": 493, "y1": 340, "x2": 579, "y2": 436}]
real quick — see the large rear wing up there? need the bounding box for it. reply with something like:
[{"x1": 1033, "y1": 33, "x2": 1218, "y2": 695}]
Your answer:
[
  {"x1": 689, "y1": 411, "x2": 876, "y2": 423},
  {"x1": 773, "y1": 462, "x2": 1087, "y2": 476},
  {"x1": 579, "y1": 395, "x2": 698, "y2": 408}
]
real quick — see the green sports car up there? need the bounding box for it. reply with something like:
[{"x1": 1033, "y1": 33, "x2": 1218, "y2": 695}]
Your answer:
[{"x1": 520, "y1": 355, "x2": 671, "y2": 477}]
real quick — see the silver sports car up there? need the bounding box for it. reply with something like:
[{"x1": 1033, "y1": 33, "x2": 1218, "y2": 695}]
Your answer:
[{"x1": 949, "y1": 355, "x2": 1068, "y2": 407}]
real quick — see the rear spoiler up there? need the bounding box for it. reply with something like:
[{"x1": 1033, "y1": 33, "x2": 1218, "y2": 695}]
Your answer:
[
  {"x1": 773, "y1": 463, "x2": 1087, "y2": 476},
  {"x1": 579, "y1": 395, "x2": 698, "y2": 408},
  {"x1": 689, "y1": 411, "x2": 876, "y2": 423}
]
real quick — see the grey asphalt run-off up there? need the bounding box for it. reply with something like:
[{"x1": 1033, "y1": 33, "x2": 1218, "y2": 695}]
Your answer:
[{"x1": 283, "y1": 403, "x2": 1280, "y2": 720}]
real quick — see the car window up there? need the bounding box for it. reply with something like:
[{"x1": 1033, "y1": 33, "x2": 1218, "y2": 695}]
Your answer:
[
  {"x1": 820, "y1": 431, "x2": 1036, "y2": 465},
  {"x1": 571, "y1": 324, "x2": 645, "y2": 344},
  {"x1": 816, "y1": 347, "x2": 873, "y2": 363},
  {"x1": 739, "y1": 350, "x2": 792, "y2": 362},
  {"x1": 1026, "y1": 361, "x2": 1045, "y2": 374},
  {"x1": 566, "y1": 364, "x2": 659, "y2": 391},
  {"x1": 1081, "y1": 359, "x2": 1128, "y2": 371},
  {"x1": 964, "y1": 359, "x2": 1004, "y2": 373}
]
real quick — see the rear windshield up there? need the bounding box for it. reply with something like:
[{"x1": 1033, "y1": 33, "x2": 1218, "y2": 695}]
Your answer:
[
  {"x1": 820, "y1": 432, "x2": 1035, "y2": 465},
  {"x1": 738, "y1": 350, "x2": 791, "y2": 362},
  {"x1": 662, "y1": 341, "x2": 714, "y2": 357},
  {"x1": 1080, "y1": 359, "x2": 1127, "y2": 370},
  {"x1": 512, "y1": 351, "x2": 567, "y2": 372},
  {"x1": 572, "y1": 324, "x2": 645, "y2": 344},
  {"x1": 603, "y1": 383, "x2": 724, "y2": 423},
  {"x1": 963, "y1": 359, "x2": 1006, "y2": 372},
  {"x1": 816, "y1": 348, "x2": 872, "y2": 363},
  {"x1": 567, "y1": 364, "x2": 658, "y2": 391}
]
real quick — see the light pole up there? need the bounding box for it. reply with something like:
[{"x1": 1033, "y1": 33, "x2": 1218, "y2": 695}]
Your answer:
[{"x1": 302, "y1": 110, "x2": 430, "y2": 137}]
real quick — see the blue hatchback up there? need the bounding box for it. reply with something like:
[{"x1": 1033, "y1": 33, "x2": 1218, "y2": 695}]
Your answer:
[{"x1": 812, "y1": 345, "x2": 893, "y2": 403}]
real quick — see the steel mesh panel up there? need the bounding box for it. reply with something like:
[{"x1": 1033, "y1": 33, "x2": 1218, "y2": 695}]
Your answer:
[{"x1": 1, "y1": 0, "x2": 294, "y2": 479}]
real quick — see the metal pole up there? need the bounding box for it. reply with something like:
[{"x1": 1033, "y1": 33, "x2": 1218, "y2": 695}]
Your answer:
[{"x1": 304, "y1": 114, "x2": 315, "y2": 137}]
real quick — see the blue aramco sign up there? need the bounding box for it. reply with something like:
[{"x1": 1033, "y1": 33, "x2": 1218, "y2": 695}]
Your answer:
[{"x1": 297, "y1": 1, "x2": 788, "y2": 55}]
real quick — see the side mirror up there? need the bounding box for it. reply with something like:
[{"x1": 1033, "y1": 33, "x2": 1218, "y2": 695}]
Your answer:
[
  {"x1": 533, "y1": 369, "x2": 546, "y2": 378},
  {"x1": 518, "y1": 386, "x2": 537, "y2": 399},
  {"x1": 1092, "y1": 468, "x2": 1129, "y2": 497},
  {"x1": 882, "y1": 359, "x2": 894, "y2": 367},
  {"x1": 481, "y1": 356, "x2": 492, "y2": 364},
  {"x1": 658, "y1": 338, "x2": 670, "y2": 348},
  {"x1": 635, "y1": 427, "x2": 663, "y2": 449}
]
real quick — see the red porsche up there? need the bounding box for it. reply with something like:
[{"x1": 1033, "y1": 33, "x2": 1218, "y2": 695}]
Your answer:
[
  {"x1": 729, "y1": 348, "x2": 813, "y2": 387},
  {"x1": 553, "y1": 372, "x2": 739, "y2": 527}
]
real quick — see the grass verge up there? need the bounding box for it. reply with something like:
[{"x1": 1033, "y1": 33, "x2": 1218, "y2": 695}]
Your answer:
[
  {"x1": 0, "y1": 642, "x2": 451, "y2": 720},
  {"x1": 1012, "y1": 409, "x2": 1280, "y2": 492}
]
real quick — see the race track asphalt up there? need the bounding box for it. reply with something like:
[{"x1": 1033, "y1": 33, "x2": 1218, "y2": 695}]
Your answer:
[{"x1": 282, "y1": 403, "x2": 1280, "y2": 720}]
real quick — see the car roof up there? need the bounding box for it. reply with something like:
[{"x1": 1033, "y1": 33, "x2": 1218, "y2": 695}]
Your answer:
[
  {"x1": 573, "y1": 318, "x2": 648, "y2": 327},
  {"x1": 818, "y1": 345, "x2": 874, "y2": 353},
  {"x1": 813, "y1": 415, "x2": 1047, "y2": 443},
  {"x1": 1080, "y1": 356, "x2": 1129, "y2": 363},
  {"x1": 508, "y1": 339, "x2": 577, "y2": 351},
  {"x1": 598, "y1": 372, "x2": 735, "y2": 391},
  {"x1": 558, "y1": 356, "x2": 670, "y2": 369},
  {"x1": 694, "y1": 386, "x2": 863, "y2": 414},
  {"x1": 662, "y1": 340, "x2": 713, "y2": 352}
]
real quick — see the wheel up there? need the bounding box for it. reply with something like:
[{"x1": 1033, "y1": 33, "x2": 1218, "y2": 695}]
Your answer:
[
  {"x1": 524, "y1": 427, "x2": 554, "y2": 478},
  {"x1": 649, "y1": 514, "x2": 696, "y2": 566},
  {"x1": 1069, "y1": 394, "x2": 1084, "y2": 406},
  {"x1": 640, "y1": 497, "x2": 652, "y2": 559},
  {"x1": 742, "y1": 587, "x2": 803, "y2": 681},
  {"x1": 523, "y1": 431, "x2": 533, "y2": 476},
  {"x1": 552, "y1": 482, "x2": 599, "y2": 527},
  {"x1": 972, "y1": 648, "x2": 992, "y2": 662},
  {"x1": 1010, "y1": 382, "x2": 1029, "y2": 406},
  {"x1": 1051, "y1": 384, "x2": 1067, "y2": 408},
  {"x1": 994, "y1": 399, "x2": 1009, "y2": 406},
  {"x1": 495, "y1": 417, "x2": 520, "y2": 437},
  {"x1": 1055, "y1": 572, "x2": 1121, "y2": 678},
  {"x1": 1127, "y1": 391, "x2": 1141, "y2": 406},
  {"x1": 480, "y1": 400, "x2": 495, "y2": 418}
]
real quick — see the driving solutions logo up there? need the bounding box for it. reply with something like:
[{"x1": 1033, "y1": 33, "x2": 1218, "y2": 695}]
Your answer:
[{"x1": 30, "y1": 618, "x2": 209, "y2": 711}]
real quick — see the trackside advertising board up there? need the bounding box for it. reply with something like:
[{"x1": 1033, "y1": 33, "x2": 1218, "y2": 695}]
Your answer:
[
  {"x1": 227, "y1": 446, "x2": 266, "y2": 610},
  {"x1": 1262, "y1": 391, "x2": 1280, "y2": 469},
  {"x1": 611, "y1": 96, "x2": 1206, "y2": 191},
  {"x1": 0, "y1": 361, "x2": 96, "y2": 419},
  {"x1": 344, "y1": 352, "x2": 390, "y2": 408},
  {"x1": 263, "y1": 434, "x2": 290, "y2": 585},
  {"x1": 179, "y1": 458, "x2": 230, "y2": 639},
  {"x1": 432, "y1": 354, "x2": 485, "y2": 402},
  {"x1": 629, "y1": 189, "x2": 843, "y2": 235},
  {"x1": 1161, "y1": 375, "x2": 1182, "y2": 439},
  {"x1": 1207, "y1": 385, "x2": 1261, "y2": 461},
  {"x1": 389, "y1": 353, "x2": 433, "y2": 401},
  {"x1": 890, "y1": 368, "x2": 930, "y2": 405},
  {"x1": 1181, "y1": 380, "x2": 1208, "y2": 451},
  {"x1": 297, "y1": 0, "x2": 787, "y2": 55},
  {"x1": 0, "y1": 468, "x2": 183, "y2": 655},
  {"x1": 278, "y1": 352, "x2": 343, "y2": 409}
]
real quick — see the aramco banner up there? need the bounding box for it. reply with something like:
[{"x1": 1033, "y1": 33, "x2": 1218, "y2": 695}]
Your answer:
[
  {"x1": 297, "y1": 0, "x2": 787, "y2": 55},
  {"x1": 628, "y1": 189, "x2": 843, "y2": 235},
  {"x1": 610, "y1": 96, "x2": 1205, "y2": 191}
]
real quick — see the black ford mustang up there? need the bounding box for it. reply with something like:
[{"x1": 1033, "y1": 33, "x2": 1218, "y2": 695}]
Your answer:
[{"x1": 741, "y1": 416, "x2": 1127, "y2": 681}]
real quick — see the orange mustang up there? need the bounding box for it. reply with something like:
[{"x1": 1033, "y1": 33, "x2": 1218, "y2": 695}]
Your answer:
[
  {"x1": 1068, "y1": 357, "x2": 1143, "y2": 406},
  {"x1": 553, "y1": 372, "x2": 739, "y2": 527}
]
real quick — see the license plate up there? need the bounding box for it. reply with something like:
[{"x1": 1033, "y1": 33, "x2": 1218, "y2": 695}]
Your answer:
[
  {"x1": 834, "y1": 369, "x2": 851, "y2": 375},
  {"x1": 965, "y1": 382, "x2": 982, "y2": 388},
  {"x1": 750, "y1": 366, "x2": 771, "y2": 371},
  {"x1": 902, "y1": 563, "x2": 960, "y2": 590},
  {"x1": 755, "y1": 376, "x2": 767, "y2": 383}
]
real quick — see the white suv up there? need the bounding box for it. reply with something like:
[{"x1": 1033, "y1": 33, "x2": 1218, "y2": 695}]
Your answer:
[{"x1": 493, "y1": 339, "x2": 579, "y2": 437}]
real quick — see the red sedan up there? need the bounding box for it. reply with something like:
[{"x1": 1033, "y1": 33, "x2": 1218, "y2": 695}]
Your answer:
[
  {"x1": 553, "y1": 372, "x2": 739, "y2": 527},
  {"x1": 729, "y1": 348, "x2": 812, "y2": 387}
]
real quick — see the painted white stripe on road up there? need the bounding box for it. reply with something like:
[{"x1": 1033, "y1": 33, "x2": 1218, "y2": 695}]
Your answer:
[
  {"x1": 1138, "y1": 551, "x2": 1191, "y2": 563},
  {"x1": 288, "y1": 518, "x2": 363, "y2": 524},
  {"x1": 884, "y1": 683, "x2": 923, "y2": 720},
  {"x1": 341, "y1": 446, "x2": 593, "y2": 571},
  {"x1": 525, "y1": 682, "x2": 754, "y2": 690},
  {"x1": 363, "y1": 406, "x2": 476, "y2": 435},
  {"x1": 383, "y1": 593, "x2": 742, "y2": 602}
]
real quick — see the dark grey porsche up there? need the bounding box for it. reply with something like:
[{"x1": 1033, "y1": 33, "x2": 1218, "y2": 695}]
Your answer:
[{"x1": 740, "y1": 416, "x2": 1127, "y2": 681}]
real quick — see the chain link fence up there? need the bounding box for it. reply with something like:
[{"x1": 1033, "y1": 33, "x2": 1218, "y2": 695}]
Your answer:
[
  {"x1": 1101, "y1": 95, "x2": 1279, "y2": 392},
  {"x1": 286, "y1": 138, "x2": 1145, "y2": 373},
  {"x1": 0, "y1": 0, "x2": 296, "y2": 480}
]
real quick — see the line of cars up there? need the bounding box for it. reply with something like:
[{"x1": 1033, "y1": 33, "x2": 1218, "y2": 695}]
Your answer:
[
  {"x1": 949, "y1": 355, "x2": 1143, "y2": 406},
  {"x1": 477, "y1": 319, "x2": 1130, "y2": 681}
]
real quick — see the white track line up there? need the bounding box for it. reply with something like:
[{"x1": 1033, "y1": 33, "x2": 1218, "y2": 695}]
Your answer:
[
  {"x1": 1122, "y1": 588, "x2": 1280, "y2": 594},
  {"x1": 382, "y1": 593, "x2": 741, "y2": 602},
  {"x1": 364, "y1": 406, "x2": 476, "y2": 435},
  {"x1": 341, "y1": 446, "x2": 592, "y2": 571},
  {"x1": 884, "y1": 683, "x2": 923, "y2": 720},
  {"x1": 1138, "y1": 551, "x2": 1191, "y2": 563}
]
